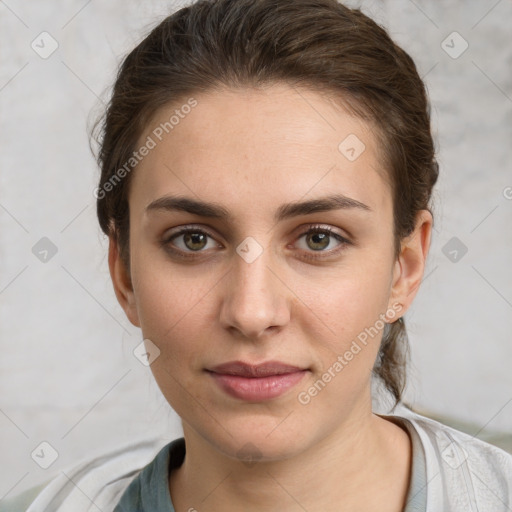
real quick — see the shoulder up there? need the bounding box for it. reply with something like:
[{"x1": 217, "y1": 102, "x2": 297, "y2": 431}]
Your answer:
[
  {"x1": 388, "y1": 403, "x2": 512, "y2": 511},
  {"x1": 1, "y1": 436, "x2": 169, "y2": 512},
  {"x1": 396, "y1": 403, "x2": 512, "y2": 471}
]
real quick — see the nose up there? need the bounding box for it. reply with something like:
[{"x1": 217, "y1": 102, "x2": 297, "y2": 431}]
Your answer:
[{"x1": 219, "y1": 241, "x2": 291, "y2": 340}]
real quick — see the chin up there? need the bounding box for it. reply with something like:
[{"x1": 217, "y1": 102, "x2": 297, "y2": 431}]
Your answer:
[{"x1": 196, "y1": 415, "x2": 311, "y2": 462}]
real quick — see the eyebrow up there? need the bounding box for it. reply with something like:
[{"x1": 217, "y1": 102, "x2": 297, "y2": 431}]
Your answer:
[{"x1": 145, "y1": 193, "x2": 371, "y2": 222}]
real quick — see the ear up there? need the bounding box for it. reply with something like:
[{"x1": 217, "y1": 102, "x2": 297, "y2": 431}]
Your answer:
[
  {"x1": 388, "y1": 210, "x2": 433, "y2": 316},
  {"x1": 108, "y1": 236, "x2": 141, "y2": 328}
]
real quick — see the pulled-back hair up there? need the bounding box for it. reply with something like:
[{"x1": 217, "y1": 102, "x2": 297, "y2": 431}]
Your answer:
[{"x1": 92, "y1": 0, "x2": 438, "y2": 406}]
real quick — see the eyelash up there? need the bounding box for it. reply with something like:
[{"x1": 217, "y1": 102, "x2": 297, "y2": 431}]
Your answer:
[{"x1": 161, "y1": 224, "x2": 352, "y2": 261}]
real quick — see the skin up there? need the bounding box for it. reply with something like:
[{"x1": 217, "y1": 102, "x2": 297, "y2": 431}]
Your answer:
[{"x1": 109, "y1": 83, "x2": 432, "y2": 512}]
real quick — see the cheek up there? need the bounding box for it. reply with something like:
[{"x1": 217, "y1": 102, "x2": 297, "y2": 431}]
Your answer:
[
  {"x1": 291, "y1": 259, "x2": 393, "y2": 411},
  {"x1": 130, "y1": 258, "x2": 217, "y2": 361},
  {"x1": 131, "y1": 269, "x2": 217, "y2": 414},
  {"x1": 296, "y1": 255, "x2": 392, "y2": 345},
  {"x1": 292, "y1": 270, "x2": 391, "y2": 416}
]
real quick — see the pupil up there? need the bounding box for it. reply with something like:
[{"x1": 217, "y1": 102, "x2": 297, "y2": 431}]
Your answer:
[
  {"x1": 309, "y1": 232, "x2": 329, "y2": 250},
  {"x1": 185, "y1": 233, "x2": 206, "y2": 250}
]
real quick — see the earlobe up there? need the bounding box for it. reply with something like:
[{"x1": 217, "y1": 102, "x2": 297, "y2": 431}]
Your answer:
[
  {"x1": 108, "y1": 236, "x2": 141, "y2": 328},
  {"x1": 388, "y1": 210, "x2": 433, "y2": 317}
]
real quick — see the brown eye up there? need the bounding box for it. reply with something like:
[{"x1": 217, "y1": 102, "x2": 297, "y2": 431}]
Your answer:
[
  {"x1": 182, "y1": 232, "x2": 208, "y2": 251},
  {"x1": 295, "y1": 225, "x2": 352, "y2": 260},
  {"x1": 305, "y1": 231, "x2": 331, "y2": 251},
  {"x1": 163, "y1": 227, "x2": 220, "y2": 255}
]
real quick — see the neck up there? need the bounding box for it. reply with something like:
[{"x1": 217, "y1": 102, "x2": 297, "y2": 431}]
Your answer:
[{"x1": 169, "y1": 398, "x2": 411, "y2": 512}]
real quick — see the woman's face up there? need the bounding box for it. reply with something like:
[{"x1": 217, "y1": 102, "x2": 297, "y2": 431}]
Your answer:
[{"x1": 110, "y1": 83, "x2": 428, "y2": 461}]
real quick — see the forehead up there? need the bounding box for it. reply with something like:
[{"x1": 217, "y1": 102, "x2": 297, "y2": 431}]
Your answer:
[{"x1": 130, "y1": 84, "x2": 391, "y2": 218}]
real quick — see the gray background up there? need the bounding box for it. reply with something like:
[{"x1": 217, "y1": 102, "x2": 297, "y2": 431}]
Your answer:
[{"x1": 1, "y1": 0, "x2": 511, "y2": 498}]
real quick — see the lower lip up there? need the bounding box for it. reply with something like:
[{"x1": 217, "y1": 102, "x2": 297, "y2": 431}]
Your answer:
[{"x1": 207, "y1": 370, "x2": 307, "y2": 401}]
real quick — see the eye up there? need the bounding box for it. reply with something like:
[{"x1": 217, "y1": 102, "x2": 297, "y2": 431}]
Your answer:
[
  {"x1": 161, "y1": 224, "x2": 351, "y2": 260},
  {"x1": 162, "y1": 226, "x2": 220, "y2": 257},
  {"x1": 294, "y1": 225, "x2": 351, "y2": 259}
]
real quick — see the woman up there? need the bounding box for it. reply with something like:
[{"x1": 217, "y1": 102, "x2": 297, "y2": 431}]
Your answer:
[{"x1": 5, "y1": 0, "x2": 512, "y2": 510}]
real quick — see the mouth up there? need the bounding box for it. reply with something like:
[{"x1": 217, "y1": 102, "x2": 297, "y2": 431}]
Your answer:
[{"x1": 205, "y1": 360, "x2": 309, "y2": 401}]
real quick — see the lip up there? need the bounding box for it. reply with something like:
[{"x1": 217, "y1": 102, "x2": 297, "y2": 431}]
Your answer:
[
  {"x1": 208, "y1": 360, "x2": 305, "y2": 377},
  {"x1": 206, "y1": 360, "x2": 308, "y2": 401}
]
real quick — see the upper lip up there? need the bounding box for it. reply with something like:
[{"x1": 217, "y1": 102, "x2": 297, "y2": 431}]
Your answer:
[{"x1": 207, "y1": 360, "x2": 306, "y2": 378}]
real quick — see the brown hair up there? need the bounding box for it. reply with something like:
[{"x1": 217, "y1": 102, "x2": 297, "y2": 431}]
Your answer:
[{"x1": 92, "y1": 0, "x2": 438, "y2": 406}]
